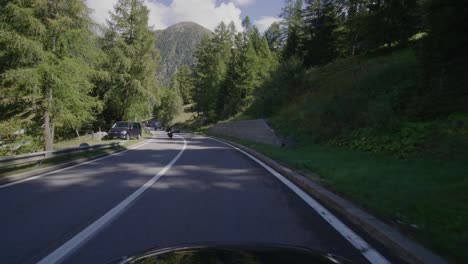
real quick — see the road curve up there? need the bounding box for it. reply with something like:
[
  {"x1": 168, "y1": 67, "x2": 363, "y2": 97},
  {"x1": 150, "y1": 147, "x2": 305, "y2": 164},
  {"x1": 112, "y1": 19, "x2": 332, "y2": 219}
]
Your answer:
[{"x1": 0, "y1": 132, "x2": 400, "y2": 264}]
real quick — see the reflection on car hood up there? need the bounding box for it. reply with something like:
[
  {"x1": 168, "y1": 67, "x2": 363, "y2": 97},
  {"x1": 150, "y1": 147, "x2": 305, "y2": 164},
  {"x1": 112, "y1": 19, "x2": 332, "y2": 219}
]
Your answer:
[{"x1": 108, "y1": 243, "x2": 352, "y2": 264}]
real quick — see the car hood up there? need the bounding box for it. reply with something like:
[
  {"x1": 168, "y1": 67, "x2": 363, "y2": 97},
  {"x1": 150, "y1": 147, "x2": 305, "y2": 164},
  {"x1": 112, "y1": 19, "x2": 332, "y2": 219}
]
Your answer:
[{"x1": 107, "y1": 243, "x2": 351, "y2": 264}]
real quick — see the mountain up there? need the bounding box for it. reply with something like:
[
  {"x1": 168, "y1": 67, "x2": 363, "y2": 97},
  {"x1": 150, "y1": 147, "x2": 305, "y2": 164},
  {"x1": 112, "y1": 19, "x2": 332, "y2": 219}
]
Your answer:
[{"x1": 155, "y1": 22, "x2": 213, "y2": 85}]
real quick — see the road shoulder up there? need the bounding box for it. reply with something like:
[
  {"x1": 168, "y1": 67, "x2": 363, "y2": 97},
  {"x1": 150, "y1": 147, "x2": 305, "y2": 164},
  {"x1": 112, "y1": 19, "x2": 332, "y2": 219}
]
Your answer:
[{"x1": 0, "y1": 139, "x2": 150, "y2": 188}]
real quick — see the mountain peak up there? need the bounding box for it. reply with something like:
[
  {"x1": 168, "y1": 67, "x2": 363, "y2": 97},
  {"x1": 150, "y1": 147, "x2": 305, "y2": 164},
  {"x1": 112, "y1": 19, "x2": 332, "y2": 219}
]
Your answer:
[
  {"x1": 167, "y1": 21, "x2": 209, "y2": 30},
  {"x1": 155, "y1": 22, "x2": 213, "y2": 85}
]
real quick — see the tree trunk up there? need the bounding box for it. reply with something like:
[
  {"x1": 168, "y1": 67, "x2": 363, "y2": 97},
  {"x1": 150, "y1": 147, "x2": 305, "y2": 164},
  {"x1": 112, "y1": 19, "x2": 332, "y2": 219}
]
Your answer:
[
  {"x1": 44, "y1": 109, "x2": 53, "y2": 151},
  {"x1": 44, "y1": 82, "x2": 54, "y2": 151},
  {"x1": 44, "y1": 35, "x2": 56, "y2": 152}
]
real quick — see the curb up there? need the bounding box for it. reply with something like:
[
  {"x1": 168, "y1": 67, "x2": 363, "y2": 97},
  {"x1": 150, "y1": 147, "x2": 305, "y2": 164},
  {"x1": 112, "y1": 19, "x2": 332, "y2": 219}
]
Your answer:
[
  {"x1": 211, "y1": 136, "x2": 447, "y2": 264},
  {"x1": 0, "y1": 139, "x2": 148, "y2": 186}
]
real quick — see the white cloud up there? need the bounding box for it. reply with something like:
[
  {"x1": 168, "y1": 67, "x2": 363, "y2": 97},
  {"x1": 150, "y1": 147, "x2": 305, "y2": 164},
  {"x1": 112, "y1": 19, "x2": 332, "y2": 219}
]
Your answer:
[
  {"x1": 86, "y1": 0, "x2": 114, "y2": 26},
  {"x1": 86, "y1": 0, "x2": 244, "y2": 32},
  {"x1": 254, "y1": 16, "x2": 282, "y2": 32},
  {"x1": 232, "y1": 0, "x2": 255, "y2": 7}
]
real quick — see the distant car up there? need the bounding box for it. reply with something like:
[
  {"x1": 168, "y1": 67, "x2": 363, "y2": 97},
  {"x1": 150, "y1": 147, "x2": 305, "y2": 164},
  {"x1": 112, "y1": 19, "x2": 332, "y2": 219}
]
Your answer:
[
  {"x1": 165, "y1": 126, "x2": 180, "y2": 133},
  {"x1": 172, "y1": 126, "x2": 181, "y2": 133},
  {"x1": 146, "y1": 120, "x2": 162, "y2": 130},
  {"x1": 108, "y1": 122, "x2": 142, "y2": 140}
]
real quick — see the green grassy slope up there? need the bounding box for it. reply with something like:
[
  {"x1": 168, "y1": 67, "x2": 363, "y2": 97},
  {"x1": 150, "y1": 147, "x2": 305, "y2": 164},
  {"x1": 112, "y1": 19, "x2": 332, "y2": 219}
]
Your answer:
[
  {"x1": 241, "y1": 47, "x2": 468, "y2": 262},
  {"x1": 255, "y1": 48, "x2": 468, "y2": 160}
]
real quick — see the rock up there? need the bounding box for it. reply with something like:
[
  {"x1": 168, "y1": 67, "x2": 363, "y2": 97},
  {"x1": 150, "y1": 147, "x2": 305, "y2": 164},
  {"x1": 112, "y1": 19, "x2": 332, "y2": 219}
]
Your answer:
[{"x1": 92, "y1": 132, "x2": 108, "y2": 140}]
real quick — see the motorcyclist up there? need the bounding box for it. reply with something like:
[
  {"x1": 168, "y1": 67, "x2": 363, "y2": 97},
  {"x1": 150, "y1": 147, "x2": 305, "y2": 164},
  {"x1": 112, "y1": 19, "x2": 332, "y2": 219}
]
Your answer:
[{"x1": 166, "y1": 127, "x2": 173, "y2": 139}]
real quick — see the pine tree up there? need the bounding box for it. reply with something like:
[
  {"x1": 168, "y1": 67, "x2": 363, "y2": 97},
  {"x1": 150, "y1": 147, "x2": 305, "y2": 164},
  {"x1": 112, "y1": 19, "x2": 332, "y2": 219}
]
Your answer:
[
  {"x1": 421, "y1": 0, "x2": 468, "y2": 115},
  {"x1": 220, "y1": 40, "x2": 262, "y2": 118},
  {"x1": 154, "y1": 88, "x2": 182, "y2": 127},
  {"x1": 0, "y1": 0, "x2": 101, "y2": 151},
  {"x1": 238, "y1": 41, "x2": 261, "y2": 107},
  {"x1": 192, "y1": 36, "x2": 212, "y2": 115},
  {"x1": 303, "y1": 0, "x2": 340, "y2": 66},
  {"x1": 257, "y1": 36, "x2": 276, "y2": 79},
  {"x1": 101, "y1": 0, "x2": 160, "y2": 124},
  {"x1": 192, "y1": 22, "x2": 233, "y2": 121},
  {"x1": 264, "y1": 22, "x2": 282, "y2": 53},
  {"x1": 337, "y1": 0, "x2": 369, "y2": 57},
  {"x1": 281, "y1": 0, "x2": 305, "y2": 60},
  {"x1": 171, "y1": 64, "x2": 194, "y2": 105},
  {"x1": 364, "y1": 0, "x2": 421, "y2": 49}
]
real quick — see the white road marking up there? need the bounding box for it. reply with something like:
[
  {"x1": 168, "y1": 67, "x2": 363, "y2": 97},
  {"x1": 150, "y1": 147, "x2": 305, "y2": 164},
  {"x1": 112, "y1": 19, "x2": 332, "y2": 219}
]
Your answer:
[
  {"x1": 210, "y1": 137, "x2": 391, "y2": 264},
  {"x1": 36, "y1": 135, "x2": 187, "y2": 264},
  {"x1": 0, "y1": 139, "x2": 151, "y2": 189}
]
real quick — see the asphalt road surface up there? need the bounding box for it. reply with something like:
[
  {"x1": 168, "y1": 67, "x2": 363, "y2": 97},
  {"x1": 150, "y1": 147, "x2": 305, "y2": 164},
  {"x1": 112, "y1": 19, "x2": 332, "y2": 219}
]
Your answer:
[{"x1": 0, "y1": 132, "x2": 401, "y2": 264}]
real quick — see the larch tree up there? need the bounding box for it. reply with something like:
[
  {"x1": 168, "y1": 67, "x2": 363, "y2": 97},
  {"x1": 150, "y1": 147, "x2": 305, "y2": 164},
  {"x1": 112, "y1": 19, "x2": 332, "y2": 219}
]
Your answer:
[
  {"x1": 170, "y1": 64, "x2": 194, "y2": 105},
  {"x1": 192, "y1": 22, "x2": 233, "y2": 121},
  {"x1": 281, "y1": 0, "x2": 305, "y2": 60},
  {"x1": 264, "y1": 22, "x2": 282, "y2": 53},
  {"x1": 101, "y1": 0, "x2": 160, "y2": 124},
  {"x1": 0, "y1": 0, "x2": 101, "y2": 151},
  {"x1": 303, "y1": 0, "x2": 340, "y2": 66}
]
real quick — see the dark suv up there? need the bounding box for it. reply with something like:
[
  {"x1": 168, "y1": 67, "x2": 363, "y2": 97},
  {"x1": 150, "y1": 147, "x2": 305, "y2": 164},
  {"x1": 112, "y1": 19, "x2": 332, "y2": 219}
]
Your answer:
[{"x1": 109, "y1": 122, "x2": 142, "y2": 140}]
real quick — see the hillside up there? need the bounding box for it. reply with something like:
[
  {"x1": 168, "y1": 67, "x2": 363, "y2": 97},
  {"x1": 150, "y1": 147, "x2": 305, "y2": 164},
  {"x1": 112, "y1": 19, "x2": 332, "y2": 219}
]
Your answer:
[
  {"x1": 155, "y1": 22, "x2": 212, "y2": 85},
  {"x1": 243, "y1": 47, "x2": 468, "y2": 262},
  {"x1": 250, "y1": 47, "x2": 468, "y2": 159}
]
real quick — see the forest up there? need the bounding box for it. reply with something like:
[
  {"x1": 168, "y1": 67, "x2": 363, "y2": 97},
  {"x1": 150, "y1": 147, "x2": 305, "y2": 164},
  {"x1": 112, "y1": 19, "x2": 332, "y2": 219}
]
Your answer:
[
  {"x1": 188, "y1": 0, "x2": 467, "y2": 159},
  {"x1": 1, "y1": 0, "x2": 467, "y2": 159},
  {"x1": 0, "y1": 0, "x2": 166, "y2": 153}
]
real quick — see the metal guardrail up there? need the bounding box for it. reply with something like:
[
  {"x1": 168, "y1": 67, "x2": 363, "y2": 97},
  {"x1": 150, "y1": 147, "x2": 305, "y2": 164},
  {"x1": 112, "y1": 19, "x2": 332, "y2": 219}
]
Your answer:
[{"x1": 0, "y1": 142, "x2": 123, "y2": 168}]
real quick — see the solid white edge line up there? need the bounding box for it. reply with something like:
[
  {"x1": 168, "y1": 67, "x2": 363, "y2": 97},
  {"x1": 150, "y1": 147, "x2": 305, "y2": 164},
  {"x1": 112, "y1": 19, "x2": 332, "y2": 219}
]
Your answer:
[
  {"x1": 209, "y1": 137, "x2": 391, "y2": 264},
  {"x1": 37, "y1": 135, "x2": 187, "y2": 264},
  {"x1": 0, "y1": 139, "x2": 151, "y2": 190}
]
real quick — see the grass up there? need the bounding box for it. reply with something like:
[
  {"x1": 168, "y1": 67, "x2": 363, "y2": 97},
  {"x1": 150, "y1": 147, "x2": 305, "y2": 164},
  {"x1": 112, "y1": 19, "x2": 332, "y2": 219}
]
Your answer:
[
  {"x1": 210, "y1": 134, "x2": 468, "y2": 263},
  {"x1": 53, "y1": 137, "x2": 123, "y2": 150},
  {"x1": 173, "y1": 104, "x2": 197, "y2": 125},
  {"x1": 269, "y1": 48, "x2": 421, "y2": 140},
  {"x1": 0, "y1": 135, "x2": 149, "y2": 178}
]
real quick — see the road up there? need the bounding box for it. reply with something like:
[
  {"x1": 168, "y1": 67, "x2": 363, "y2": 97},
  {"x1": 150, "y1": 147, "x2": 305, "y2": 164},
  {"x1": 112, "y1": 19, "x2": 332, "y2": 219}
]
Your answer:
[{"x1": 0, "y1": 132, "x2": 400, "y2": 264}]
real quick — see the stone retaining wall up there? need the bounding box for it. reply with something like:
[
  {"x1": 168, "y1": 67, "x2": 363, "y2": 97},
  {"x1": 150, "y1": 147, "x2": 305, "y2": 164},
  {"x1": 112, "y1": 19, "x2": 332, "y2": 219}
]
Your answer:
[{"x1": 208, "y1": 119, "x2": 282, "y2": 146}]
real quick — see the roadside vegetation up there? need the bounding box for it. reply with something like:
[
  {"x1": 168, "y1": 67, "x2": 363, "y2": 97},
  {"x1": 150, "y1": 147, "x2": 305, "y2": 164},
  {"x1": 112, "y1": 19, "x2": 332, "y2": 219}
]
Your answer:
[{"x1": 187, "y1": 0, "x2": 467, "y2": 161}]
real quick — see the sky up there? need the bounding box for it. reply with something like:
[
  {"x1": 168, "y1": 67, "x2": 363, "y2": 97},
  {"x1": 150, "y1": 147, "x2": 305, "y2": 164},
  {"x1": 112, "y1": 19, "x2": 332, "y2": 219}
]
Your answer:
[{"x1": 86, "y1": 0, "x2": 284, "y2": 32}]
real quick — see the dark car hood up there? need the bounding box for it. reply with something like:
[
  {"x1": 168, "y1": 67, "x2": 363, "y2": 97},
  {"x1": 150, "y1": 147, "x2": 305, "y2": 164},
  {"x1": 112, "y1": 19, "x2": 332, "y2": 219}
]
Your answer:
[{"x1": 108, "y1": 243, "x2": 351, "y2": 264}]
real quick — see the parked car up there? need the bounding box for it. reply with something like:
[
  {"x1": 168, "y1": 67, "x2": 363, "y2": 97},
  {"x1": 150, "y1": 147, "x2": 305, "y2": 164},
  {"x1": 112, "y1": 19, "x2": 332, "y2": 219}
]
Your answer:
[{"x1": 108, "y1": 122, "x2": 142, "y2": 140}]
